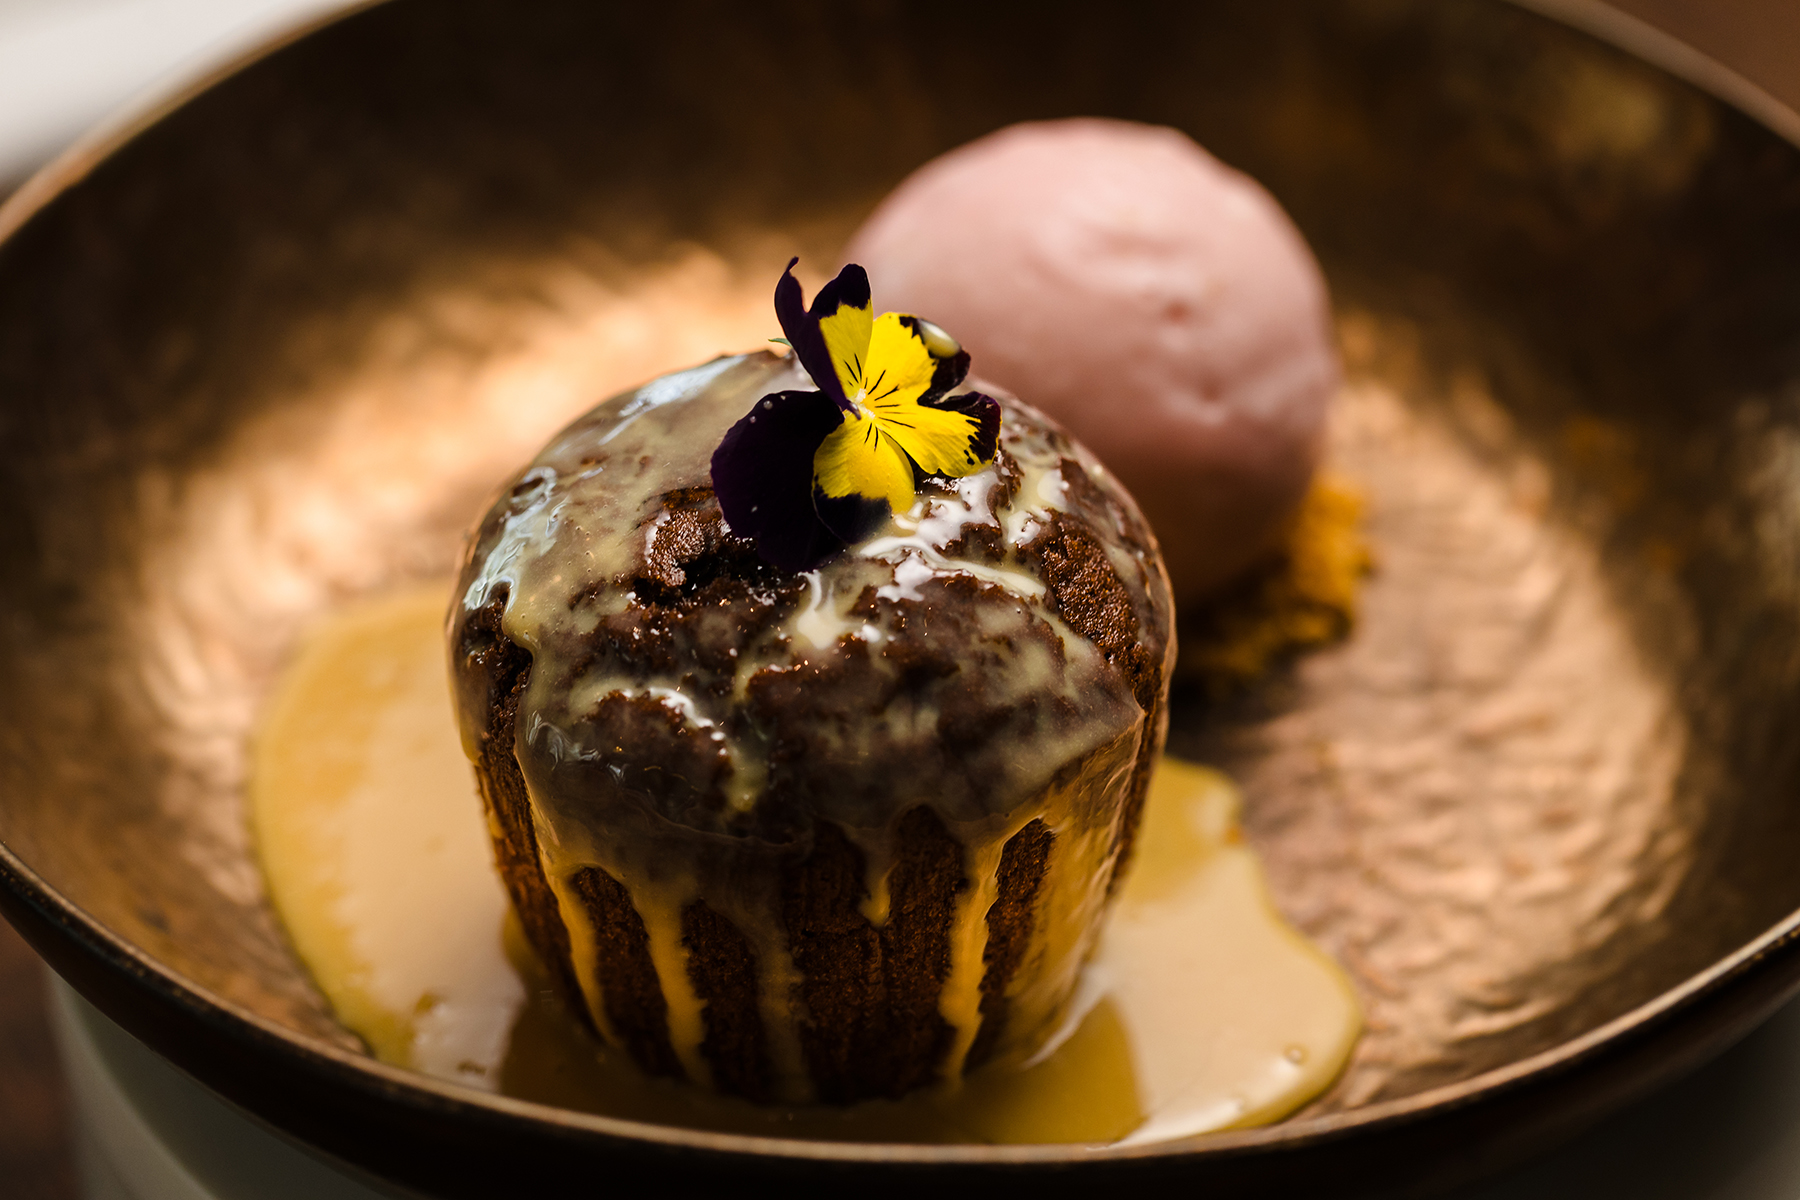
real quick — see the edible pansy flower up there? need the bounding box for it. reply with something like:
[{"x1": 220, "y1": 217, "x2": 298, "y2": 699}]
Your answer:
[{"x1": 711, "y1": 259, "x2": 1001, "y2": 572}]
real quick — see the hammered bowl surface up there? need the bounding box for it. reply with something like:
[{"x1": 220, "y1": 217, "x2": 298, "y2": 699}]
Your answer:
[{"x1": 3, "y1": 0, "x2": 1800, "y2": 1192}]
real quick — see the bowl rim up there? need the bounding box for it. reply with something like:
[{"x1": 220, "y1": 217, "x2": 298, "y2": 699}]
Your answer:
[
  {"x1": 8, "y1": 837, "x2": 1800, "y2": 1165},
  {"x1": 3, "y1": 0, "x2": 1800, "y2": 1168}
]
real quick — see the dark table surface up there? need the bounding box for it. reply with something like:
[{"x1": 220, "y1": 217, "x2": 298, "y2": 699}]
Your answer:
[
  {"x1": 2, "y1": 2, "x2": 1799, "y2": 1198},
  {"x1": 1, "y1": 916, "x2": 75, "y2": 1200}
]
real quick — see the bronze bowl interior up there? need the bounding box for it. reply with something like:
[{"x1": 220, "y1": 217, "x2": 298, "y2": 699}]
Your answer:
[{"x1": 5, "y1": 0, "x2": 1800, "y2": 1195}]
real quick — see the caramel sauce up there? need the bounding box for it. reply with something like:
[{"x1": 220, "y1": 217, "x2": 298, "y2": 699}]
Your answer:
[{"x1": 252, "y1": 582, "x2": 1360, "y2": 1143}]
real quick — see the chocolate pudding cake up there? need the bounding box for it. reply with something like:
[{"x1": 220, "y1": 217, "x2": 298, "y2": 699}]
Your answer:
[{"x1": 450, "y1": 349, "x2": 1172, "y2": 1103}]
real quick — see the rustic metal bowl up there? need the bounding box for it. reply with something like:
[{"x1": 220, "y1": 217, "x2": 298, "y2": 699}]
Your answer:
[{"x1": 5, "y1": 0, "x2": 1800, "y2": 1195}]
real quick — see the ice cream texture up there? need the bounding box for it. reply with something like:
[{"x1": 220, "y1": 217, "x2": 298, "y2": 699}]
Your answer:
[{"x1": 848, "y1": 118, "x2": 1340, "y2": 605}]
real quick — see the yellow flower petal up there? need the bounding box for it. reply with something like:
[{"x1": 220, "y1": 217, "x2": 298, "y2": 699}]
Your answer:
[
  {"x1": 866, "y1": 401, "x2": 992, "y2": 478},
  {"x1": 818, "y1": 292, "x2": 873, "y2": 400},
  {"x1": 859, "y1": 312, "x2": 938, "y2": 407},
  {"x1": 813, "y1": 414, "x2": 916, "y2": 515},
  {"x1": 849, "y1": 312, "x2": 985, "y2": 478}
]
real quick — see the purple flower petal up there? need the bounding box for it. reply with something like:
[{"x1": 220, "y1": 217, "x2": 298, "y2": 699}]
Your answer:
[
  {"x1": 711, "y1": 388, "x2": 847, "y2": 572},
  {"x1": 813, "y1": 485, "x2": 894, "y2": 546},
  {"x1": 774, "y1": 258, "x2": 851, "y2": 412},
  {"x1": 811, "y1": 262, "x2": 872, "y2": 325}
]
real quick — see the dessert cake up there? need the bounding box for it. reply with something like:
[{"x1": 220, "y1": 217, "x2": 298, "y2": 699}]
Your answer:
[{"x1": 449, "y1": 266, "x2": 1173, "y2": 1103}]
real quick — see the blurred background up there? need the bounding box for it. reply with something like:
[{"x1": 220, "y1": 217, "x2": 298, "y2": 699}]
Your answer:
[{"x1": 1, "y1": 1, "x2": 1798, "y2": 1197}]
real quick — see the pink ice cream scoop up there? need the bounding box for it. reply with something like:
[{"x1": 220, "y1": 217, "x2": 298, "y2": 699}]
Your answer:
[{"x1": 846, "y1": 118, "x2": 1339, "y2": 606}]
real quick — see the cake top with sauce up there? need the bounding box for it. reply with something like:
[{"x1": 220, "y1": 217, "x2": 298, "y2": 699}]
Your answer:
[{"x1": 453, "y1": 350, "x2": 1172, "y2": 847}]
